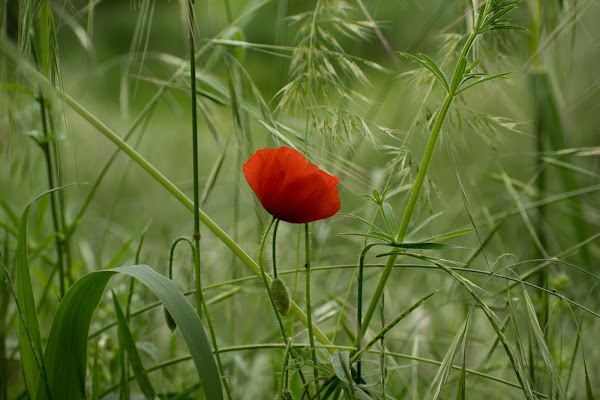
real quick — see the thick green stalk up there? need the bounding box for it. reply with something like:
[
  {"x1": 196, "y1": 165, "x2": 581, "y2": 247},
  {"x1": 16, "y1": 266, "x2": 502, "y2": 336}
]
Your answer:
[
  {"x1": 360, "y1": 93, "x2": 454, "y2": 335},
  {"x1": 360, "y1": 25, "x2": 480, "y2": 336},
  {"x1": 304, "y1": 223, "x2": 321, "y2": 400}
]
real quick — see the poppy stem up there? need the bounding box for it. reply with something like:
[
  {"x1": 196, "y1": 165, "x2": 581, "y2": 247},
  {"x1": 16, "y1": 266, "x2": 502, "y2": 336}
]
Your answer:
[
  {"x1": 272, "y1": 219, "x2": 280, "y2": 278},
  {"x1": 305, "y1": 223, "x2": 321, "y2": 400},
  {"x1": 259, "y1": 218, "x2": 292, "y2": 344},
  {"x1": 259, "y1": 218, "x2": 309, "y2": 390}
]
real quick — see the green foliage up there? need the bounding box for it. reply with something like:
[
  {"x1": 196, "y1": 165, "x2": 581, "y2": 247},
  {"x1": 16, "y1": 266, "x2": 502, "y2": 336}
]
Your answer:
[{"x1": 1, "y1": 0, "x2": 599, "y2": 398}]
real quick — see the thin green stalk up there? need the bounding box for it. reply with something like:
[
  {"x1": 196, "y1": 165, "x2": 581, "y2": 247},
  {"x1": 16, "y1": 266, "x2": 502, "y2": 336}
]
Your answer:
[
  {"x1": 0, "y1": 247, "x2": 8, "y2": 400},
  {"x1": 37, "y1": 92, "x2": 65, "y2": 298},
  {"x1": 272, "y1": 218, "x2": 280, "y2": 278},
  {"x1": 188, "y1": 0, "x2": 202, "y2": 319},
  {"x1": 357, "y1": 251, "x2": 364, "y2": 380},
  {"x1": 259, "y1": 219, "x2": 293, "y2": 344},
  {"x1": 200, "y1": 289, "x2": 233, "y2": 400},
  {"x1": 185, "y1": 5, "x2": 229, "y2": 399},
  {"x1": 305, "y1": 223, "x2": 321, "y2": 400},
  {"x1": 278, "y1": 339, "x2": 292, "y2": 400}
]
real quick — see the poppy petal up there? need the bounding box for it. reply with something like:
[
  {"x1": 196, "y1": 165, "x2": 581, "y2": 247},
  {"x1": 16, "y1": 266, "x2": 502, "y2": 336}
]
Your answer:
[{"x1": 243, "y1": 147, "x2": 341, "y2": 223}]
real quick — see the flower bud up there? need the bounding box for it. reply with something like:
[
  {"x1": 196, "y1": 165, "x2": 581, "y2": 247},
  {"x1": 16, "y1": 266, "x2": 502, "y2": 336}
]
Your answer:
[
  {"x1": 163, "y1": 306, "x2": 177, "y2": 332},
  {"x1": 270, "y1": 278, "x2": 290, "y2": 316}
]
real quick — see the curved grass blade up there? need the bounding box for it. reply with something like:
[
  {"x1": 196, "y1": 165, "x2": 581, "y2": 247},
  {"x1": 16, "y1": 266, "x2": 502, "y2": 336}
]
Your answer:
[
  {"x1": 16, "y1": 187, "x2": 76, "y2": 398},
  {"x1": 523, "y1": 290, "x2": 567, "y2": 399},
  {"x1": 17, "y1": 201, "x2": 46, "y2": 398},
  {"x1": 36, "y1": 264, "x2": 223, "y2": 400},
  {"x1": 427, "y1": 316, "x2": 470, "y2": 400}
]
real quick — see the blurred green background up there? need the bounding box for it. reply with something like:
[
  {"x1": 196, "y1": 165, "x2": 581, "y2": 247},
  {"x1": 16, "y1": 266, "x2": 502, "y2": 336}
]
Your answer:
[{"x1": 1, "y1": 0, "x2": 599, "y2": 398}]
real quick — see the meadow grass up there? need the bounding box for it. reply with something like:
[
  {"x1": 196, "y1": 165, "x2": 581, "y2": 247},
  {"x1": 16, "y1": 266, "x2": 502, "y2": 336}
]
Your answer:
[{"x1": 1, "y1": 0, "x2": 599, "y2": 399}]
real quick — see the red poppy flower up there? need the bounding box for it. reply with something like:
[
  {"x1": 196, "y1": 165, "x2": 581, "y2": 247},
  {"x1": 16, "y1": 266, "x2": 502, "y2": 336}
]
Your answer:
[{"x1": 243, "y1": 147, "x2": 341, "y2": 224}]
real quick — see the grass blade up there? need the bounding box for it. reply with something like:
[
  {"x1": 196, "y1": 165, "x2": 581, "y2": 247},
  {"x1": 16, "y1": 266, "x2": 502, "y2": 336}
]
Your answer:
[
  {"x1": 112, "y1": 292, "x2": 156, "y2": 400},
  {"x1": 523, "y1": 290, "x2": 567, "y2": 399},
  {"x1": 36, "y1": 264, "x2": 223, "y2": 400}
]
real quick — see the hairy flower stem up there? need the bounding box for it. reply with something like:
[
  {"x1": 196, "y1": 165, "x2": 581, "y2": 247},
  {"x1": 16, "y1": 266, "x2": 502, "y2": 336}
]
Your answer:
[
  {"x1": 305, "y1": 223, "x2": 321, "y2": 400},
  {"x1": 37, "y1": 93, "x2": 65, "y2": 298},
  {"x1": 259, "y1": 219, "x2": 308, "y2": 385},
  {"x1": 272, "y1": 219, "x2": 280, "y2": 278}
]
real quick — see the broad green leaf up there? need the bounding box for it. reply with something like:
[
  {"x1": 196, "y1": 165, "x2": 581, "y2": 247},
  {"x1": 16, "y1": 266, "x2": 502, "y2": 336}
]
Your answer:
[
  {"x1": 112, "y1": 292, "x2": 156, "y2": 400},
  {"x1": 36, "y1": 264, "x2": 223, "y2": 400}
]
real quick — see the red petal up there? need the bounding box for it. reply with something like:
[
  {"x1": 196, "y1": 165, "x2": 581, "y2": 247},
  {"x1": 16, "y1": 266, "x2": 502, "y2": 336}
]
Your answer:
[{"x1": 243, "y1": 147, "x2": 341, "y2": 223}]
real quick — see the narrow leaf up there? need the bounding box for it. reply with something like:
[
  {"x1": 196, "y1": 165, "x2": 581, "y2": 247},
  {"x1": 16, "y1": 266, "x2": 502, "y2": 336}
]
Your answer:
[
  {"x1": 36, "y1": 265, "x2": 223, "y2": 400},
  {"x1": 112, "y1": 292, "x2": 156, "y2": 400}
]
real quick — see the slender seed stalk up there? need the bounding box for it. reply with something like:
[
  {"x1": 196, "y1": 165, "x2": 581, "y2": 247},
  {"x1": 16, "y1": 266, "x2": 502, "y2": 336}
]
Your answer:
[
  {"x1": 200, "y1": 291, "x2": 233, "y2": 400},
  {"x1": 357, "y1": 253, "x2": 364, "y2": 379},
  {"x1": 186, "y1": 4, "x2": 229, "y2": 398},
  {"x1": 305, "y1": 223, "x2": 321, "y2": 400},
  {"x1": 187, "y1": 0, "x2": 202, "y2": 319},
  {"x1": 37, "y1": 93, "x2": 65, "y2": 298}
]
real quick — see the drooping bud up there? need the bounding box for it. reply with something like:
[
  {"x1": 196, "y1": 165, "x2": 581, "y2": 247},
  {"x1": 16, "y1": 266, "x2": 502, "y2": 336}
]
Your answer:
[
  {"x1": 270, "y1": 278, "x2": 290, "y2": 316},
  {"x1": 163, "y1": 306, "x2": 177, "y2": 332}
]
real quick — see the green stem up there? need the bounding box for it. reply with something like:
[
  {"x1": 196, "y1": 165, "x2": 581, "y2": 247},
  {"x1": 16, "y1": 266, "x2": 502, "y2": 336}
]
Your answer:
[
  {"x1": 305, "y1": 223, "x2": 321, "y2": 400},
  {"x1": 360, "y1": 27, "x2": 480, "y2": 336},
  {"x1": 200, "y1": 290, "x2": 233, "y2": 400},
  {"x1": 188, "y1": 0, "x2": 202, "y2": 319},
  {"x1": 272, "y1": 219, "x2": 280, "y2": 278},
  {"x1": 37, "y1": 93, "x2": 65, "y2": 298},
  {"x1": 259, "y1": 219, "x2": 292, "y2": 343},
  {"x1": 360, "y1": 93, "x2": 454, "y2": 337}
]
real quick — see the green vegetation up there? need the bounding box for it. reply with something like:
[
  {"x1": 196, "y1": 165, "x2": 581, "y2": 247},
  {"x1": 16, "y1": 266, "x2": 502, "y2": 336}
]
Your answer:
[{"x1": 1, "y1": 0, "x2": 598, "y2": 399}]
